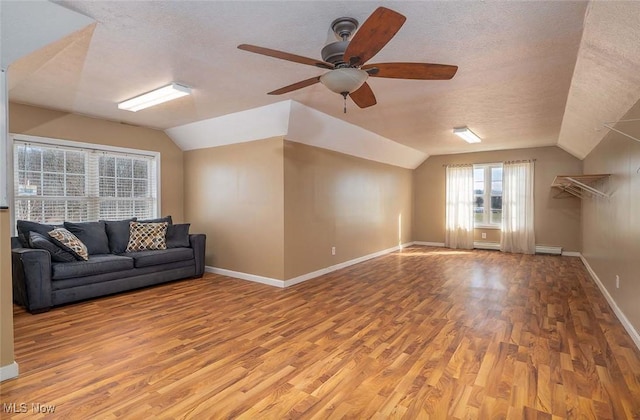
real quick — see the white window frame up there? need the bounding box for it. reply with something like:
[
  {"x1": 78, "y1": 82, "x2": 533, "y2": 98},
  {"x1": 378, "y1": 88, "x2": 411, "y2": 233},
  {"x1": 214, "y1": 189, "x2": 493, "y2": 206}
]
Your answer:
[
  {"x1": 473, "y1": 163, "x2": 503, "y2": 229},
  {"x1": 8, "y1": 134, "x2": 161, "y2": 234}
]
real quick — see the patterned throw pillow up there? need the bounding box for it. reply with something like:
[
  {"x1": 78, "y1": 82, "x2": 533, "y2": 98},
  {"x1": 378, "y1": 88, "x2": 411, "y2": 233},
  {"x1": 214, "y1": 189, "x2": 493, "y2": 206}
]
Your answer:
[
  {"x1": 126, "y1": 222, "x2": 168, "y2": 252},
  {"x1": 48, "y1": 228, "x2": 89, "y2": 261}
]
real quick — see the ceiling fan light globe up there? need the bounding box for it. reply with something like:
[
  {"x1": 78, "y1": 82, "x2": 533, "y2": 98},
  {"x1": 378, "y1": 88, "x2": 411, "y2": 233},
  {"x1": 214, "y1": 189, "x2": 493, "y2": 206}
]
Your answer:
[{"x1": 320, "y1": 68, "x2": 368, "y2": 94}]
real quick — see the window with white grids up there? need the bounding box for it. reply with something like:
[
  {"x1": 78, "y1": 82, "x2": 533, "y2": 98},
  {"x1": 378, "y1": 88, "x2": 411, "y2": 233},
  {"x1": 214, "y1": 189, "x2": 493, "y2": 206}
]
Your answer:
[
  {"x1": 473, "y1": 163, "x2": 503, "y2": 228},
  {"x1": 13, "y1": 137, "x2": 159, "y2": 223}
]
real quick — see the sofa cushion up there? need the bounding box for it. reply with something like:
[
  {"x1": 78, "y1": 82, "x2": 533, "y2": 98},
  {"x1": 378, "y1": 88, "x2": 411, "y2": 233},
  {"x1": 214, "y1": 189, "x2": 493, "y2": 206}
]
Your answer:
[
  {"x1": 16, "y1": 220, "x2": 61, "y2": 247},
  {"x1": 48, "y1": 228, "x2": 89, "y2": 261},
  {"x1": 166, "y1": 223, "x2": 190, "y2": 248},
  {"x1": 64, "y1": 221, "x2": 110, "y2": 255},
  {"x1": 139, "y1": 215, "x2": 172, "y2": 225},
  {"x1": 102, "y1": 218, "x2": 137, "y2": 254},
  {"x1": 126, "y1": 222, "x2": 168, "y2": 252},
  {"x1": 28, "y1": 231, "x2": 77, "y2": 262},
  {"x1": 125, "y1": 247, "x2": 194, "y2": 268},
  {"x1": 51, "y1": 254, "x2": 134, "y2": 280}
]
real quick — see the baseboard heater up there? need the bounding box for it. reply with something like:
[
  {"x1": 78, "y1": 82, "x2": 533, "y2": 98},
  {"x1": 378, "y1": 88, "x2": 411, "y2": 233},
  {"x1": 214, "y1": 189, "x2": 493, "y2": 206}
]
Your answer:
[{"x1": 473, "y1": 242, "x2": 562, "y2": 255}]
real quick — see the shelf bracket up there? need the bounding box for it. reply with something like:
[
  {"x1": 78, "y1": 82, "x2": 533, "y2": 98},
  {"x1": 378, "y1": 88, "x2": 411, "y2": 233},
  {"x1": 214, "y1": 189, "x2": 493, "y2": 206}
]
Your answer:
[{"x1": 551, "y1": 174, "x2": 610, "y2": 200}]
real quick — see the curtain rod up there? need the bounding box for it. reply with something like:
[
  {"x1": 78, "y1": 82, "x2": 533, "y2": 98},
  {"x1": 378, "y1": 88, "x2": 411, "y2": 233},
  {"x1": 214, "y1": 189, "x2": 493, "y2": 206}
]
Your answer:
[{"x1": 442, "y1": 159, "x2": 536, "y2": 167}]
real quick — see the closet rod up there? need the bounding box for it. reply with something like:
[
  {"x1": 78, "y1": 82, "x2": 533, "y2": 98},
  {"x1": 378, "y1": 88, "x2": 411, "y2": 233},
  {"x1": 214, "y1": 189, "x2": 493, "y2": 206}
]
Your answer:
[{"x1": 602, "y1": 119, "x2": 640, "y2": 144}]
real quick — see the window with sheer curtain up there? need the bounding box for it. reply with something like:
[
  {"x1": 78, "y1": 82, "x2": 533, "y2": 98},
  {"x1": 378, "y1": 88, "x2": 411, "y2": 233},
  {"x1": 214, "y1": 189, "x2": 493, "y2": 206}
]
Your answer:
[
  {"x1": 13, "y1": 138, "x2": 159, "y2": 224},
  {"x1": 500, "y1": 161, "x2": 535, "y2": 254},
  {"x1": 445, "y1": 165, "x2": 474, "y2": 249}
]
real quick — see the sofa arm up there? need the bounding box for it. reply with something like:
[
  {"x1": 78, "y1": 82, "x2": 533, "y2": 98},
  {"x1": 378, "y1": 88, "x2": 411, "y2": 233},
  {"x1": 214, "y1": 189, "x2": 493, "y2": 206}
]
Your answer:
[
  {"x1": 12, "y1": 248, "x2": 53, "y2": 313},
  {"x1": 189, "y1": 234, "x2": 206, "y2": 277}
]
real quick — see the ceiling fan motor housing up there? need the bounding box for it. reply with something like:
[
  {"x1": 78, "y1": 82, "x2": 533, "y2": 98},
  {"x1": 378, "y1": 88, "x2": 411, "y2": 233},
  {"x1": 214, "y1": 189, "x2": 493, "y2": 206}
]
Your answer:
[
  {"x1": 321, "y1": 17, "x2": 359, "y2": 67},
  {"x1": 321, "y1": 40, "x2": 350, "y2": 66},
  {"x1": 330, "y1": 17, "x2": 358, "y2": 40}
]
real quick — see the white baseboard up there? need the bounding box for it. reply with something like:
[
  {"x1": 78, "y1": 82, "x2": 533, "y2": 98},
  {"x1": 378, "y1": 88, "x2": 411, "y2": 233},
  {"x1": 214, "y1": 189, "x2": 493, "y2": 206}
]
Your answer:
[
  {"x1": 561, "y1": 251, "x2": 581, "y2": 257},
  {"x1": 205, "y1": 242, "x2": 414, "y2": 289},
  {"x1": 579, "y1": 255, "x2": 640, "y2": 351},
  {"x1": 205, "y1": 266, "x2": 285, "y2": 288},
  {"x1": 415, "y1": 241, "x2": 565, "y2": 256},
  {"x1": 413, "y1": 241, "x2": 445, "y2": 247},
  {"x1": 0, "y1": 361, "x2": 19, "y2": 382}
]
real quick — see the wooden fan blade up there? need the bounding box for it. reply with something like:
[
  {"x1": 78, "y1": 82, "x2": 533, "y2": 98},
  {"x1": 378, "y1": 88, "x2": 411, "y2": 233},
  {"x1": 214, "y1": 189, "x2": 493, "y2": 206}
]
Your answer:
[
  {"x1": 349, "y1": 82, "x2": 377, "y2": 108},
  {"x1": 362, "y1": 62, "x2": 458, "y2": 80},
  {"x1": 268, "y1": 76, "x2": 321, "y2": 95},
  {"x1": 238, "y1": 44, "x2": 334, "y2": 70},
  {"x1": 344, "y1": 7, "x2": 406, "y2": 67}
]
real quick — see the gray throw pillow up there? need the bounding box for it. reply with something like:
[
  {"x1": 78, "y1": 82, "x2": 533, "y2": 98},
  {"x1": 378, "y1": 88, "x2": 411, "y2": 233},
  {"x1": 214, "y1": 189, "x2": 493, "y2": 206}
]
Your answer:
[
  {"x1": 28, "y1": 231, "x2": 77, "y2": 262},
  {"x1": 166, "y1": 224, "x2": 190, "y2": 248},
  {"x1": 64, "y1": 221, "x2": 110, "y2": 255},
  {"x1": 101, "y1": 218, "x2": 137, "y2": 254}
]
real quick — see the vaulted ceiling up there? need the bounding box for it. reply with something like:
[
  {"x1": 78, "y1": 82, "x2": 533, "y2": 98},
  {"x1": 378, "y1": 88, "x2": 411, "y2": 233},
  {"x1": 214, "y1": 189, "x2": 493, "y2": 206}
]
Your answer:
[{"x1": 5, "y1": 1, "x2": 640, "y2": 163}]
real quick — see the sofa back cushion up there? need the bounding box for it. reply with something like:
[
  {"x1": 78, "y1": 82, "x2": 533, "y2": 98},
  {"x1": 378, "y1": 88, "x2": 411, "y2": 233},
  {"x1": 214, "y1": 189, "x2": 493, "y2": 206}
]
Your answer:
[
  {"x1": 16, "y1": 220, "x2": 61, "y2": 248},
  {"x1": 139, "y1": 215, "x2": 172, "y2": 225},
  {"x1": 166, "y1": 223, "x2": 190, "y2": 248},
  {"x1": 28, "y1": 231, "x2": 77, "y2": 262},
  {"x1": 64, "y1": 221, "x2": 110, "y2": 255},
  {"x1": 101, "y1": 218, "x2": 137, "y2": 254}
]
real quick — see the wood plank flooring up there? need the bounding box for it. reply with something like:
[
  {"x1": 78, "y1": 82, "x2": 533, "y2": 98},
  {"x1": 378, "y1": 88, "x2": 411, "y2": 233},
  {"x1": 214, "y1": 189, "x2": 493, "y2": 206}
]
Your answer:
[{"x1": 2, "y1": 246, "x2": 640, "y2": 419}]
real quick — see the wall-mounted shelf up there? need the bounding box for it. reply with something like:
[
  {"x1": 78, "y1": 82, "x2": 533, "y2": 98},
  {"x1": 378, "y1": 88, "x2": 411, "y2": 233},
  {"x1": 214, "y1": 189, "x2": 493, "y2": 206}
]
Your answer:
[{"x1": 551, "y1": 174, "x2": 610, "y2": 199}]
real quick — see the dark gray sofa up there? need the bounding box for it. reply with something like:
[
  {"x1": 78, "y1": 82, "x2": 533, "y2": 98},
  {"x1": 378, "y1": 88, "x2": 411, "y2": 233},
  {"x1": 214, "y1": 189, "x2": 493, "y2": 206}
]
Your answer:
[{"x1": 11, "y1": 218, "x2": 206, "y2": 313}]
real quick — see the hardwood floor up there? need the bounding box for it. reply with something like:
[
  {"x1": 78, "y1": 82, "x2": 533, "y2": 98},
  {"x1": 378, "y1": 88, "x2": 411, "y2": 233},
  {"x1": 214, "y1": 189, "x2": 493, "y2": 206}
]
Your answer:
[{"x1": 2, "y1": 246, "x2": 640, "y2": 419}]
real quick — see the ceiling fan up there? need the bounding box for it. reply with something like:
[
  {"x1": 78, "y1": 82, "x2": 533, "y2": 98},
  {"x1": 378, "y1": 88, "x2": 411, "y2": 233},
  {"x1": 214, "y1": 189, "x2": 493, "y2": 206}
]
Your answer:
[{"x1": 238, "y1": 7, "x2": 458, "y2": 112}]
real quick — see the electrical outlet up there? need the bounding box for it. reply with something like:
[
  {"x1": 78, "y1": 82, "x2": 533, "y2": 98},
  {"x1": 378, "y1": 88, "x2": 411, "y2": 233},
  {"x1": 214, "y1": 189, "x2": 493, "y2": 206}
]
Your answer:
[
  {"x1": 331, "y1": 246, "x2": 336, "y2": 256},
  {"x1": 616, "y1": 275, "x2": 620, "y2": 289},
  {"x1": 481, "y1": 232, "x2": 487, "y2": 239}
]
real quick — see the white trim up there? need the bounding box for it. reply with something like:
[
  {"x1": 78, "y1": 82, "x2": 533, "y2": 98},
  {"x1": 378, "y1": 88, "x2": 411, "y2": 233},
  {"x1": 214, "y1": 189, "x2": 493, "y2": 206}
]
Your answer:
[
  {"x1": 205, "y1": 266, "x2": 285, "y2": 288},
  {"x1": 205, "y1": 242, "x2": 414, "y2": 288},
  {"x1": 561, "y1": 251, "x2": 581, "y2": 257},
  {"x1": 10, "y1": 134, "x2": 159, "y2": 157},
  {"x1": 1, "y1": 69, "x2": 7, "y2": 207},
  {"x1": 8, "y1": 134, "x2": 162, "y2": 230},
  {"x1": 0, "y1": 361, "x2": 19, "y2": 382},
  {"x1": 579, "y1": 255, "x2": 640, "y2": 351},
  {"x1": 284, "y1": 242, "x2": 414, "y2": 287},
  {"x1": 413, "y1": 241, "x2": 445, "y2": 247}
]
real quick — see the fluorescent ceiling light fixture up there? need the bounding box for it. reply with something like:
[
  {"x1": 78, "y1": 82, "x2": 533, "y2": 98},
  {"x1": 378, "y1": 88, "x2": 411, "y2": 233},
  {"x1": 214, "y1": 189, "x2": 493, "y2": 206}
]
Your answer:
[
  {"x1": 118, "y1": 83, "x2": 191, "y2": 112},
  {"x1": 453, "y1": 126, "x2": 482, "y2": 143}
]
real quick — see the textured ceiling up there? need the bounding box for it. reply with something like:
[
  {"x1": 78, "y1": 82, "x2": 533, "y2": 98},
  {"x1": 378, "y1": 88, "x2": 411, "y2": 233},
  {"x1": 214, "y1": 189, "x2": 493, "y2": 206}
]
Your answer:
[{"x1": 6, "y1": 1, "x2": 640, "y2": 160}]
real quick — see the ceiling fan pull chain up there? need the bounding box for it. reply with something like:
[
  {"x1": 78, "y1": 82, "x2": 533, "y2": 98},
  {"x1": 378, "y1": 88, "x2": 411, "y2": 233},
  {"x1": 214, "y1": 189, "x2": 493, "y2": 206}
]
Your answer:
[{"x1": 342, "y1": 92, "x2": 348, "y2": 113}]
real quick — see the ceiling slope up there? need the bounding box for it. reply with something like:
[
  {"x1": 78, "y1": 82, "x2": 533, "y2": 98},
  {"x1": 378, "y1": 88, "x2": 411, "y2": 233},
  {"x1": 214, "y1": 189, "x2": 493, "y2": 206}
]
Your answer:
[
  {"x1": 1, "y1": 0, "x2": 94, "y2": 69},
  {"x1": 558, "y1": 1, "x2": 640, "y2": 159},
  {"x1": 7, "y1": 1, "x2": 592, "y2": 158},
  {"x1": 166, "y1": 100, "x2": 427, "y2": 169}
]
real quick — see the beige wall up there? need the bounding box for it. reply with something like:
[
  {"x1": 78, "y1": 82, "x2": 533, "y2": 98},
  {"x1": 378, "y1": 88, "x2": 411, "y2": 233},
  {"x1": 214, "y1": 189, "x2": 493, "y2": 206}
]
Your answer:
[
  {"x1": 413, "y1": 146, "x2": 583, "y2": 251},
  {"x1": 1, "y1": 209, "x2": 15, "y2": 371},
  {"x1": 283, "y1": 141, "x2": 413, "y2": 279},
  {"x1": 182, "y1": 138, "x2": 413, "y2": 281},
  {"x1": 183, "y1": 137, "x2": 285, "y2": 279},
  {"x1": 8, "y1": 103, "x2": 184, "y2": 222},
  {"x1": 582, "y1": 98, "x2": 640, "y2": 332}
]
